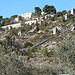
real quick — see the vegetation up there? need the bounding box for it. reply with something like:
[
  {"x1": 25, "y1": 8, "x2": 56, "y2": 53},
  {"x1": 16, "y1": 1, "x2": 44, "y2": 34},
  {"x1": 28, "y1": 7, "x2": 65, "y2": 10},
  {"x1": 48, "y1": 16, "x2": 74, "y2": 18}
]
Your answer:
[
  {"x1": 9, "y1": 28, "x2": 18, "y2": 36},
  {"x1": 35, "y1": 7, "x2": 41, "y2": 16},
  {"x1": 10, "y1": 15, "x2": 18, "y2": 19},
  {"x1": 61, "y1": 16, "x2": 65, "y2": 22},
  {"x1": 43, "y1": 48, "x2": 48, "y2": 56},
  {"x1": 43, "y1": 48, "x2": 55, "y2": 57},
  {"x1": 0, "y1": 5, "x2": 75, "y2": 75},
  {"x1": 24, "y1": 41, "x2": 33, "y2": 48},
  {"x1": 0, "y1": 16, "x2": 3, "y2": 23},
  {"x1": 57, "y1": 34, "x2": 75, "y2": 74},
  {"x1": 43, "y1": 5, "x2": 56, "y2": 14},
  {"x1": 62, "y1": 10, "x2": 67, "y2": 15},
  {"x1": 18, "y1": 16, "x2": 23, "y2": 21}
]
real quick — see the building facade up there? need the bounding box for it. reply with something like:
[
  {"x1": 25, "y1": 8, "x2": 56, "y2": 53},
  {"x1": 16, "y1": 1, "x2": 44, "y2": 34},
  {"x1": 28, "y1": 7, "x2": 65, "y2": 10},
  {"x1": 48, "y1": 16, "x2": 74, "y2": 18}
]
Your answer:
[{"x1": 20, "y1": 12, "x2": 38, "y2": 20}]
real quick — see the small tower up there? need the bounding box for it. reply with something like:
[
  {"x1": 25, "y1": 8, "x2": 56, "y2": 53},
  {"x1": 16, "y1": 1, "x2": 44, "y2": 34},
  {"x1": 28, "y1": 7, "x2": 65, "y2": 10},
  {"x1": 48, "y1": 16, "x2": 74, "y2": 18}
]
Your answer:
[{"x1": 71, "y1": 8, "x2": 75, "y2": 15}]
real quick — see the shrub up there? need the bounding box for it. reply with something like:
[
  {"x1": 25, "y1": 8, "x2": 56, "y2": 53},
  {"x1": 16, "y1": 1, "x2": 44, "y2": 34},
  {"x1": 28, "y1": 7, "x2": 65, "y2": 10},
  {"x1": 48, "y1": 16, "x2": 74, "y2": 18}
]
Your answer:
[
  {"x1": 43, "y1": 48, "x2": 48, "y2": 56},
  {"x1": 48, "y1": 50, "x2": 54, "y2": 57},
  {"x1": 57, "y1": 34, "x2": 75, "y2": 74},
  {"x1": 24, "y1": 41, "x2": 33, "y2": 48},
  {"x1": 9, "y1": 28, "x2": 18, "y2": 36}
]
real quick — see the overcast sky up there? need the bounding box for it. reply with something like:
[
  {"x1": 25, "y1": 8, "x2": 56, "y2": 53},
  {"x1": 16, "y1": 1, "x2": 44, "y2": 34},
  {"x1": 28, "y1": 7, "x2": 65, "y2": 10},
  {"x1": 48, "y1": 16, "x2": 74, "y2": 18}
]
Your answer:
[{"x1": 0, "y1": 0, "x2": 75, "y2": 18}]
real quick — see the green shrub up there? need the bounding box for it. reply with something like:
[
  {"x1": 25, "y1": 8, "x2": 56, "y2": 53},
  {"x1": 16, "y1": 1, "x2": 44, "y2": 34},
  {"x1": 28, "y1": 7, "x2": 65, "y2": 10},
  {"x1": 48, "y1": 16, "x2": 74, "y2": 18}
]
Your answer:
[
  {"x1": 9, "y1": 28, "x2": 18, "y2": 36},
  {"x1": 43, "y1": 48, "x2": 48, "y2": 56},
  {"x1": 48, "y1": 50, "x2": 54, "y2": 57},
  {"x1": 24, "y1": 41, "x2": 33, "y2": 48}
]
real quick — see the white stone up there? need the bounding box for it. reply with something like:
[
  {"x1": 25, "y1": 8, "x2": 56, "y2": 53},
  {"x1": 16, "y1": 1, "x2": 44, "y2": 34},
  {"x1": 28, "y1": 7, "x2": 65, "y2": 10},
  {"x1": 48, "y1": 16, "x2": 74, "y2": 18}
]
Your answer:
[
  {"x1": 52, "y1": 27, "x2": 58, "y2": 34},
  {"x1": 71, "y1": 24, "x2": 75, "y2": 31}
]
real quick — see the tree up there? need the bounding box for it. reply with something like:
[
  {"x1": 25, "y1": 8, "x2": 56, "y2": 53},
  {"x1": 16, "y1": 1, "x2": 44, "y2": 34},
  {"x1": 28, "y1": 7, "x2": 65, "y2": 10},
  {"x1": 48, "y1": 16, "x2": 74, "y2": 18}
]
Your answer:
[
  {"x1": 35, "y1": 7, "x2": 41, "y2": 16},
  {"x1": 4, "y1": 18, "x2": 10, "y2": 25},
  {"x1": 50, "y1": 5, "x2": 56, "y2": 14},
  {"x1": 67, "y1": 13, "x2": 75, "y2": 19},
  {"x1": 62, "y1": 10, "x2": 67, "y2": 15},
  {"x1": 56, "y1": 12, "x2": 63, "y2": 17},
  {"x1": 43, "y1": 5, "x2": 56, "y2": 14},
  {"x1": 0, "y1": 16, "x2": 3, "y2": 20},
  {"x1": 10, "y1": 15, "x2": 18, "y2": 19},
  {"x1": 68, "y1": 10, "x2": 71, "y2": 13},
  {"x1": 0, "y1": 16, "x2": 2, "y2": 19},
  {"x1": 0, "y1": 16, "x2": 3, "y2": 23},
  {"x1": 18, "y1": 16, "x2": 22, "y2": 21},
  {"x1": 1, "y1": 20, "x2": 5, "y2": 26},
  {"x1": 10, "y1": 15, "x2": 18, "y2": 23},
  {"x1": 57, "y1": 34, "x2": 75, "y2": 74}
]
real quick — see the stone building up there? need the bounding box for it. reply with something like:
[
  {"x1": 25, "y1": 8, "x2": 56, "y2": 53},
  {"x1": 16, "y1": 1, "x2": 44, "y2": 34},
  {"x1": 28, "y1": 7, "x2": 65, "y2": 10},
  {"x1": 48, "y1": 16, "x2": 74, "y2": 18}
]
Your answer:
[
  {"x1": 20, "y1": 12, "x2": 38, "y2": 20},
  {"x1": 71, "y1": 8, "x2": 75, "y2": 15}
]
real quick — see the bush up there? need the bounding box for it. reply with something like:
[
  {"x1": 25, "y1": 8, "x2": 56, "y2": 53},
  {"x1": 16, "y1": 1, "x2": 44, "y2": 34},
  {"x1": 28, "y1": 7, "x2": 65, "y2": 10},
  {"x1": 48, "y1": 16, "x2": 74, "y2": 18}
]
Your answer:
[
  {"x1": 24, "y1": 41, "x2": 33, "y2": 48},
  {"x1": 43, "y1": 48, "x2": 54, "y2": 57},
  {"x1": 56, "y1": 12, "x2": 63, "y2": 17},
  {"x1": 25, "y1": 24, "x2": 32, "y2": 32},
  {"x1": 57, "y1": 34, "x2": 75, "y2": 74},
  {"x1": 50, "y1": 17, "x2": 55, "y2": 21},
  {"x1": 43, "y1": 48, "x2": 48, "y2": 56},
  {"x1": 9, "y1": 28, "x2": 18, "y2": 36},
  {"x1": 48, "y1": 50, "x2": 54, "y2": 57},
  {"x1": 19, "y1": 27, "x2": 25, "y2": 33},
  {"x1": 61, "y1": 16, "x2": 65, "y2": 22}
]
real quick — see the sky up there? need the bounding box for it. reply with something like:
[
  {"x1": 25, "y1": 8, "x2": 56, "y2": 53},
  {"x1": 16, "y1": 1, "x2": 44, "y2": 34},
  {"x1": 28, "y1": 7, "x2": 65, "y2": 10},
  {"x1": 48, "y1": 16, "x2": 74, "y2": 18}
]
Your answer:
[{"x1": 0, "y1": 0, "x2": 75, "y2": 18}]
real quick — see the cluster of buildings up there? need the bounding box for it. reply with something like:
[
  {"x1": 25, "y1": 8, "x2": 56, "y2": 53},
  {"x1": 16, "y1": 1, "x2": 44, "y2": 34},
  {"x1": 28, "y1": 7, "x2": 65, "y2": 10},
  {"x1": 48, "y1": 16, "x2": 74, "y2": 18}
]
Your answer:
[
  {"x1": 1, "y1": 12, "x2": 44, "y2": 30},
  {"x1": 53, "y1": 8, "x2": 75, "y2": 34},
  {"x1": 64, "y1": 8, "x2": 75, "y2": 20},
  {"x1": 20, "y1": 12, "x2": 38, "y2": 20},
  {"x1": 1, "y1": 8, "x2": 75, "y2": 34}
]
